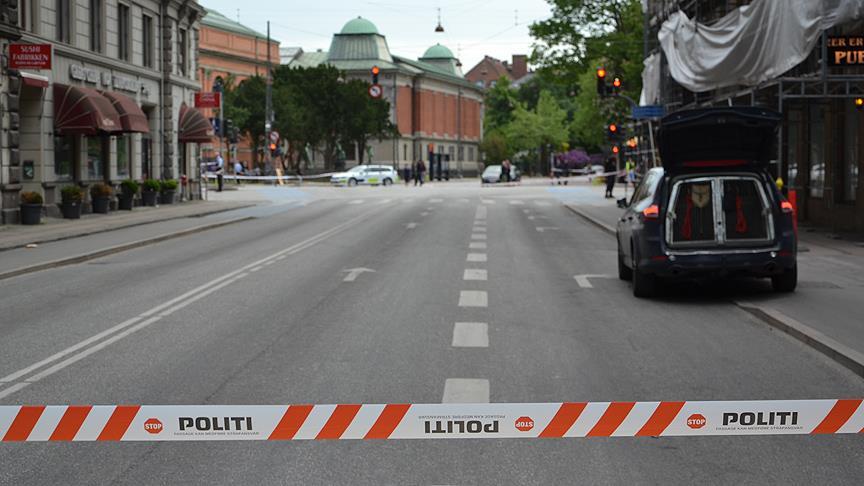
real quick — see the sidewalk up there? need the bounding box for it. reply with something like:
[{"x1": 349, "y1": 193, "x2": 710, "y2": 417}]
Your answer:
[
  {"x1": 0, "y1": 200, "x2": 254, "y2": 251},
  {"x1": 563, "y1": 181, "x2": 864, "y2": 377}
]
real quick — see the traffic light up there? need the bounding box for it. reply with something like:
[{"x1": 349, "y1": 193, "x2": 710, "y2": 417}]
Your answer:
[
  {"x1": 371, "y1": 65, "x2": 380, "y2": 85},
  {"x1": 269, "y1": 143, "x2": 277, "y2": 156},
  {"x1": 607, "y1": 123, "x2": 618, "y2": 136},
  {"x1": 596, "y1": 67, "x2": 607, "y2": 97},
  {"x1": 855, "y1": 97, "x2": 864, "y2": 109},
  {"x1": 612, "y1": 77, "x2": 622, "y2": 95},
  {"x1": 612, "y1": 145, "x2": 620, "y2": 154},
  {"x1": 225, "y1": 119, "x2": 236, "y2": 143}
]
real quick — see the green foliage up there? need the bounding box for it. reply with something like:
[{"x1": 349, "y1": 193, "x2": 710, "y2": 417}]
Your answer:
[
  {"x1": 160, "y1": 179, "x2": 179, "y2": 192},
  {"x1": 479, "y1": 131, "x2": 511, "y2": 164},
  {"x1": 120, "y1": 179, "x2": 139, "y2": 196},
  {"x1": 483, "y1": 77, "x2": 519, "y2": 132},
  {"x1": 570, "y1": 68, "x2": 606, "y2": 151},
  {"x1": 90, "y1": 182, "x2": 113, "y2": 198},
  {"x1": 142, "y1": 179, "x2": 161, "y2": 192},
  {"x1": 60, "y1": 185, "x2": 84, "y2": 204},
  {"x1": 339, "y1": 79, "x2": 397, "y2": 165},
  {"x1": 20, "y1": 191, "x2": 43, "y2": 205}
]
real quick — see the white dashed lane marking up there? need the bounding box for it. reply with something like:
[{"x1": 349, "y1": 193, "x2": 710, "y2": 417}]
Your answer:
[
  {"x1": 463, "y1": 269, "x2": 487, "y2": 281},
  {"x1": 471, "y1": 234, "x2": 487, "y2": 240},
  {"x1": 406, "y1": 222, "x2": 418, "y2": 229},
  {"x1": 442, "y1": 379, "x2": 490, "y2": 403},
  {"x1": 473, "y1": 226, "x2": 486, "y2": 232},
  {"x1": 458, "y1": 290, "x2": 488, "y2": 307},
  {"x1": 452, "y1": 322, "x2": 489, "y2": 348},
  {"x1": 469, "y1": 242, "x2": 486, "y2": 249},
  {"x1": 350, "y1": 200, "x2": 364, "y2": 205},
  {"x1": 481, "y1": 199, "x2": 495, "y2": 205},
  {"x1": 466, "y1": 253, "x2": 487, "y2": 263},
  {"x1": 509, "y1": 200, "x2": 524, "y2": 205},
  {"x1": 475, "y1": 206, "x2": 487, "y2": 219}
]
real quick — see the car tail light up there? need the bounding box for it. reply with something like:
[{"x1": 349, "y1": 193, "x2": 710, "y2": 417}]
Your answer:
[
  {"x1": 642, "y1": 204, "x2": 660, "y2": 220},
  {"x1": 781, "y1": 201, "x2": 794, "y2": 214}
]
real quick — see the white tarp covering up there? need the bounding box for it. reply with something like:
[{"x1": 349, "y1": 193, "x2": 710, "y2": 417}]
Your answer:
[
  {"x1": 658, "y1": 0, "x2": 864, "y2": 92},
  {"x1": 639, "y1": 53, "x2": 662, "y2": 106}
]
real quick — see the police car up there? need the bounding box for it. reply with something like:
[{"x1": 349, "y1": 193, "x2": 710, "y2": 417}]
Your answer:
[{"x1": 330, "y1": 165, "x2": 398, "y2": 186}]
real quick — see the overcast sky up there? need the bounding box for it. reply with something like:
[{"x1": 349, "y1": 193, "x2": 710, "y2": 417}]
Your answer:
[{"x1": 200, "y1": 0, "x2": 554, "y2": 69}]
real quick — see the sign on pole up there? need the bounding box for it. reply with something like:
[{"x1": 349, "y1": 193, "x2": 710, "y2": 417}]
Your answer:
[
  {"x1": 9, "y1": 44, "x2": 52, "y2": 70},
  {"x1": 368, "y1": 84, "x2": 383, "y2": 99},
  {"x1": 632, "y1": 105, "x2": 666, "y2": 120},
  {"x1": 194, "y1": 92, "x2": 221, "y2": 108},
  {"x1": 270, "y1": 131, "x2": 280, "y2": 144}
]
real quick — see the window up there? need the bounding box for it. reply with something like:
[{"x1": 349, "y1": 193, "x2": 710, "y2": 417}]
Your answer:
[
  {"x1": 118, "y1": 4, "x2": 130, "y2": 61},
  {"x1": 116, "y1": 136, "x2": 130, "y2": 179},
  {"x1": 403, "y1": 144, "x2": 407, "y2": 161},
  {"x1": 54, "y1": 135, "x2": 74, "y2": 179},
  {"x1": 809, "y1": 105, "x2": 826, "y2": 198},
  {"x1": 458, "y1": 146, "x2": 464, "y2": 162},
  {"x1": 90, "y1": 0, "x2": 102, "y2": 52},
  {"x1": 142, "y1": 15, "x2": 154, "y2": 68},
  {"x1": 178, "y1": 28, "x2": 188, "y2": 76},
  {"x1": 56, "y1": 0, "x2": 71, "y2": 43},
  {"x1": 142, "y1": 137, "x2": 153, "y2": 180},
  {"x1": 843, "y1": 103, "x2": 859, "y2": 202},
  {"x1": 87, "y1": 137, "x2": 105, "y2": 179},
  {"x1": 20, "y1": 0, "x2": 39, "y2": 32},
  {"x1": 468, "y1": 147, "x2": 475, "y2": 161}
]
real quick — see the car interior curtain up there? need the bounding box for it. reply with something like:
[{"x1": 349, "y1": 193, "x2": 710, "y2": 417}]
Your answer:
[{"x1": 658, "y1": 0, "x2": 864, "y2": 92}]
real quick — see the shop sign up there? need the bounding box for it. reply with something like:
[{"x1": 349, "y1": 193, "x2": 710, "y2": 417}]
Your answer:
[
  {"x1": 827, "y1": 36, "x2": 864, "y2": 66},
  {"x1": 9, "y1": 44, "x2": 52, "y2": 70},
  {"x1": 112, "y1": 75, "x2": 140, "y2": 93},
  {"x1": 69, "y1": 65, "x2": 101, "y2": 84}
]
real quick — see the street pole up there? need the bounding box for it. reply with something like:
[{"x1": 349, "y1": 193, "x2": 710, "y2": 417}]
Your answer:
[{"x1": 265, "y1": 21, "x2": 273, "y2": 172}]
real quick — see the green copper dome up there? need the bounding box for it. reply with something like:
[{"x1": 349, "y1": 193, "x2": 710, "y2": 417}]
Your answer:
[
  {"x1": 421, "y1": 44, "x2": 455, "y2": 59},
  {"x1": 340, "y1": 17, "x2": 380, "y2": 35}
]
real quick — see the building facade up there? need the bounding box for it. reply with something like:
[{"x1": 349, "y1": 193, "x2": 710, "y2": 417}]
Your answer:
[
  {"x1": 0, "y1": 0, "x2": 209, "y2": 223},
  {"x1": 644, "y1": 0, "x2": 864, "y2": 233},
  {"x1": 198, "y1": 8, "x2": 278, "y2": 166},
  {"x1": 465, "y1": 54, "x2": 530, "y2": 89},
  {"x1": 289, "y1": 17, "x2": 484, "y2": 176}
]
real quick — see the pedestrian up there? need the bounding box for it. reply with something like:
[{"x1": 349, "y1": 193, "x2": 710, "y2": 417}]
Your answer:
[
  {"x1": 233, "y1": 160, "x2": 243, "y2": 185},
  {"x1": 604, "y1": 157, "x2": 616, "y2": 198},
  {"x1": 501, "y1": 159, "x2": 511, "y2": 184},
  {"x1": 403, "y1": 164, "x2": 411, "y2": 185},
  {"x1": 414, "y1": 159, "x2": 426, "y2": 186},
  {"x1": 625, "y1": 158, "x2": 637, "y2": 189},
  {"x1": 215, "y1": 152, "x2": 224, "y2": 192}
]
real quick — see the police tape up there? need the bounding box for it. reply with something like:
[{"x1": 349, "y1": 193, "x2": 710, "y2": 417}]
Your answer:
[
  {"x1": 1, "y1": 399, "x2": 862, "y2": 442},
  {"x1": 203, "y1": 173, "x2": 335, "y2": 181}
]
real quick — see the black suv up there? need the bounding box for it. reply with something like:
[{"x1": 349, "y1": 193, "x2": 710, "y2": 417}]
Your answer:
[{"x1": 616, "y1": 107, "x2": 798, "y2": 298}]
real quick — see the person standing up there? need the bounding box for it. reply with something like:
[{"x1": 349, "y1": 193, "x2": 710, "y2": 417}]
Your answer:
[
  {"x1": 403, "y1": 164, "x2": 411, "y2": 186},
  {"x1": 414, "y1": 159, "x2": 426, "y2": 186},
  {"x1": 215, "y1": 152, "x2": 225, "y2": 192},
  {"x1": 604, "y1": 158, "x2": 616, "y2": 198},
  {"x1": 501, "y1": 159, "x2": 511, "y2": 184},
  {"x1": 233, "y1": 160, "x2": 244, "y2": 185}
]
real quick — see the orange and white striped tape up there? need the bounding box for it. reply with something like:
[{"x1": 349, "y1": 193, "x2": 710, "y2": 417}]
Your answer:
[{"x1": 1, "y1": 399, "x2": 862, "y2": 442}]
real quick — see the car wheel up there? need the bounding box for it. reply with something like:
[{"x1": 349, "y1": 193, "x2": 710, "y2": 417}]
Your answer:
[
  {"x1": 347, "y1": 178, "x2": 357, "y2": 187},
  {"x1": 631, "y1": 245, "x2": 656, "y2": 298},
  {"x1": 617, "y1": 240, "x2": 632, "y2": 281},
  {"x1": 771, "y1": 264, "x2": 797, "y2": 293},
  {"x1": 383, "y1": 178, "x2": 392, "y2": 186}
]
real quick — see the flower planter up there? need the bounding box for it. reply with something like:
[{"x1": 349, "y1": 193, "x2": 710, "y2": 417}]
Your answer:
[
  {"x1": 60, "y1": 202, "x2": 82, "y2": 219},
  {"x1": 20, "y1": 204, "x2": 42, "y2": 225},
  {"x1": 118, "y1": 194, "x2": 134, "y2": 210},
  {"x1": 92, "y1": 196, "x2": 111, "y2": 214},
  {"x1": 141, "y1": 190, "x2": 158, "y2": 207},
  {"x1": 160, "y1": 190, "x2": 176, "y2": 204}
]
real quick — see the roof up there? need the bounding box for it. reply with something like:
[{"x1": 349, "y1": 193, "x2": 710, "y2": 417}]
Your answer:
[
  {"x1": 202, "y1": 8, "x2": 267, "y2": 39},
  {"x1": 290, "y1": 50, "x2": 331, "y2": 68},
  {"x1": 328, "y1": 33, "x2": 393, "y2": 62},
  {"x1": 340, "y1": 17, "x2": 379, "y2": 35},
  {"x1": 421, "y1": 44, "x2": 454, "y2": 60},
  {"x1": 393, "y1": 56, "x2": 473, "y2": 87}
]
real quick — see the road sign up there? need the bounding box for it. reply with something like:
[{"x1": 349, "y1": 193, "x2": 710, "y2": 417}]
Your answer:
[
  {"x1": 194, "y1": 92, "x2": 221, "y2": 108},
  {"x1": 632, "y1": 105, "x2": 666, "y2": 119},
  {"x1": 269, "y1": 131, "x2": 280, "y2": 143},
  {"x1": 9, "y1": 44, "x2": 52, "y2": 70},
  {"x1": 368, "y1": 84, "x2": 383, "y2": 99},
  {"x1": 515, "y1": 416, "x2": 534, "y2": 432},
  {"x1": 144, "y1": 418, "x2": 163, "y2": 434}
]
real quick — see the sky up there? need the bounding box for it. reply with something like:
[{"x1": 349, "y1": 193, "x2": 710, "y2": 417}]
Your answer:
[{"x1": 200, "y1": 0, "x2": 554, "y2": 70}]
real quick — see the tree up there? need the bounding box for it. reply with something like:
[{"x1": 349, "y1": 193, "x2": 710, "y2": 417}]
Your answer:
[
  {"x1": 506, "y1": 90, "x2": 569, "y2": 174},
  {"x1": 338, "y1": 79, "x2": 397, "y2": 165},
  {"x1": 479, "y1": 130, "x2": 511, "y2": 164},
  {"x1": 224, "y1": 76, "x2": 266, "y2": 165},
  {"x1": 483, "y1": 76, "x2": 519, "y2": 132}
]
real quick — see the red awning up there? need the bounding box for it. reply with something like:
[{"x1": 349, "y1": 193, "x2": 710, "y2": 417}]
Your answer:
[
  {"x1": 53, "y1": 84, "x2": 122, "y2": 135},
  {"x1": 178, "y1": 102, "x2": 214, "y2": 143},
  {"x1": 21, "y1": 72, "x2": 49, "y2": 89},
  {"x1": 101, "y1": 91, "x2": 150, "y2": 134}
]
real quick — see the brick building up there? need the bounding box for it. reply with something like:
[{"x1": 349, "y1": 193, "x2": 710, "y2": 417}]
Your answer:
[
  {"x1": 465, "y1": 54, "x2": 529, "y2": 89},
  {"x1": 198, "y1": 8, "x2": 279, "y2": 166},
  {"x1": 1, "y1": 0, "x2": 207, "y2": 223},
  {"x1": 644, "y1": 0, "x2": 864, "y2": 233},
  {"x1": 288, "y1": 17, "x2": 484, "y2": 175}
]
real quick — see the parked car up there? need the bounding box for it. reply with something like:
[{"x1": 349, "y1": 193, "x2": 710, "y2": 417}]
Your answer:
[
  {"x1": 481, "y1": 165, "x2": 521, "y2": 184},
  {"x1": 616, "y1": 107, "x2": 797, "y2": 298},
  {"x1": 331, "y1": 165, "x2": 398, "y2": 186}
]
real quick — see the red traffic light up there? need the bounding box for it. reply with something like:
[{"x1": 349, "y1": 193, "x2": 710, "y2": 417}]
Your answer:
[
  {"x1": 269, "y1": 143, "x2": 277, "y2": 151},
  {"x1": 596, "y1": 68, "x2": 606, "y2": 79},
  {"x1": 371, "y1": 66, "x2": 380, "y2": 75},
  {"x1": 612, "y1": 77, "x2": 622, "y2": 88},
  {"x1": 612, "y1": 146, "x2": 620, "y2": 154},
  {"x1": 608, "y1": 124, "x2": 618, "y2": 133}
]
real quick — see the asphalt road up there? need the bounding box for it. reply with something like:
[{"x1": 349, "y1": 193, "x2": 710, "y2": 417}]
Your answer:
[{"x1": 1, "y1": 181, "x2": 862, "y2": 485}]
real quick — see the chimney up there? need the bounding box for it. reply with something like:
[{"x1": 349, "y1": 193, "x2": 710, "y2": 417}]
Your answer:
[{"x1": 512, "y1": 55, "x2": 528, "y2": 80}]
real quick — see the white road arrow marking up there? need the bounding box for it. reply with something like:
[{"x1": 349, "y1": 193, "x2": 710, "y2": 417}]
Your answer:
[
  {"x1": 343, "y1": 267, "x2": 376, "y2": 282},
  {"x1": 536, "y1": 227, "x2": 560, "y2": 233},
  {"x1": 405, "y1": 222, "x2": 418, "y2": 229},
  {"x1": 573, "y1": 274, "x2": 613, "y2": 288}
]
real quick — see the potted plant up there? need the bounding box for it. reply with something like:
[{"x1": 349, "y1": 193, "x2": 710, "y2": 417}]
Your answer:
[
  {"x1": 90, "y1": 182, "x2": 113, "y2": 214},
  {"x1": 19, "y1": 191, "x2": 43, "y2": 225},
  {"x1": 59, "y1": 185, "x2": 85, "y2": 219},
  {"x1": 160, "y1": 179, "x2": 178, "y2": 204},
  {"x1": 141, "y1": 179, "x2": 160, "y2": 206},
  {"x1": 118, "y1": 179, "x2": 138, "y2": 210}
]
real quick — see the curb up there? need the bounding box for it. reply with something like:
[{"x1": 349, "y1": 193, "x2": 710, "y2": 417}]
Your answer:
[
  {"x1": 564, "y1": 204, "x2": 616, "y2": 235},
  {"x1": 736, "y1": 302, "x2": 864, "y2": 379},
  {"x1": 0, "y1": 203, "x2": 256, "y2": 252},
  {"x1": 0, "y1": 216, "x2": 254, "y2": 281},
  {"x1": 563, "y1": 203, "x2": 864, "y2": 379}
]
